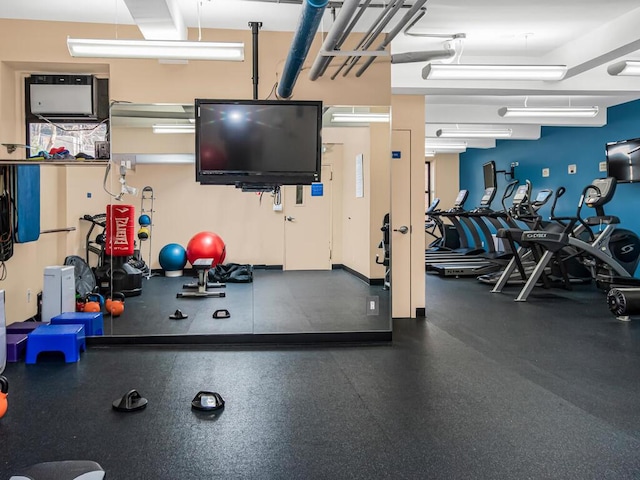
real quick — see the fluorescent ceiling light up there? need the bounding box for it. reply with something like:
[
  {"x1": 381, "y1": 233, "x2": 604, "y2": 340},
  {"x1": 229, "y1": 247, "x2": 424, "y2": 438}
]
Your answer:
[
  {"x1": 422, "y1": 64, "x2": 567, "y2": 81},
  {"x1": 425, "y1": 151, "x2": 436, "y2": 157},
  {"x1": 67, "y1": 37, "x2": 244, "y2": 61},
  {"x1": 436, "y1": 128, "x2": 513, "y2": 138},
  {"x1": 153, "y1": 124, "x2": 195, "y2": 134},
  {"x1": 607, "y1": 60, "x2": 640, "y2": 76},
  {"x1": 331, "y1": 113, "x2": 390, "y2": 123},
  {"x1": 424, "y1": 142, "x2": 467, "y2": 153},
  {"x1": 498, "y1": 106, "x2": 599, "y2": 118}
]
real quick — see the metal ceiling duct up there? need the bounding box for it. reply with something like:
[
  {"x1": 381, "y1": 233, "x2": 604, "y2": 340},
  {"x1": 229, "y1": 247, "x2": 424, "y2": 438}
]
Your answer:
[
  {"x1": 355, "y1": 0, "x2": 430, "y2": 76},
  {"x1": 308, "y1": 0, "x2": 362, "y2": 81},
  {"x1": 123, "y1": 0, "x2": 187, "y2": 40}
]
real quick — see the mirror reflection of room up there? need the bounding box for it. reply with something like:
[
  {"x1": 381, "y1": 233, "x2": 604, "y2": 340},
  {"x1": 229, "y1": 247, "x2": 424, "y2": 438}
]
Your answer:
[{"x1": 97, "y1": 102, "x2": 391, "y2": 338}]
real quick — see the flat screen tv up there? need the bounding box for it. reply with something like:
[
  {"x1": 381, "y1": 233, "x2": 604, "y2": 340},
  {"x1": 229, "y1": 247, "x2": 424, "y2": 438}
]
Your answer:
[
  {"x1": 195, "y1": 99, "x2": 323, "y2": 187},
  {"x1": 606, "y1": 137, "x2": 640, "y2": 183},
  {"x1": 483, "y1": 161, "x2": 497, "y2": 189}
]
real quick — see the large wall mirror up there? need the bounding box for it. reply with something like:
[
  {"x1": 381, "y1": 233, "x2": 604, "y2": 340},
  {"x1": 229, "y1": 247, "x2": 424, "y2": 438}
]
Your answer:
[{"x1": 91, "y1": 102, "x2": 391, "y2": 342}]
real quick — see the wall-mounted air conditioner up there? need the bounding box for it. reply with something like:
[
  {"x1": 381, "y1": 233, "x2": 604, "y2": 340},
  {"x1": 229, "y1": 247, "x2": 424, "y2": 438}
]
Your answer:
[{"x1": 29, "y1": 74, "x2": 98, "y2": 117}]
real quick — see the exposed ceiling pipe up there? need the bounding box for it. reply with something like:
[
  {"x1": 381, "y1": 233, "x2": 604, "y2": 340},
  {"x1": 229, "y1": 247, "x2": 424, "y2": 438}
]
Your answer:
[
  {"x1": 277, "y1": 0, "x2": 329, "y2": 99},
  {"x1": 333, "y1": 0, "x2": 406, "y2": 80},
  {"x1": 355, "y1": 0, "x2": 429, "y2": 77},
  {"x1": 308, "y1": 0, "x2": 369, "y2": 80},
  {"x1": 390, "y1": 47, "x2": 454, "y2": 65}
]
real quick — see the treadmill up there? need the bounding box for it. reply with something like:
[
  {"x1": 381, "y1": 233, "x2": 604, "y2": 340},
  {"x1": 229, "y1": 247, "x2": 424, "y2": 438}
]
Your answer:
[
  {"x1": 425, "y1": 189, "x2": 487, "y2": 265},
  {"x1": 427, "y1": 187, "x2": 514, "y2": 276}
]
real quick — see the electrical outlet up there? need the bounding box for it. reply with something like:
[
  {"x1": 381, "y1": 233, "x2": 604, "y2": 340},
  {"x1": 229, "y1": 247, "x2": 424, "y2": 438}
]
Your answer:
[
  {"x1": 542, "y1": 168, "x2": 550, "y2": 177},
  {"x1": 366, "y1": 296, "x2": 379, "y2": 315},
  {"x1": 599, "y1": 161, "x2": 607, "y2": 172},
  {"x1": 568, "y1": 164, "x2": 577, "y2": 174},
  {"x1": 273, "y1": 203, "x2": 283, "y2": 212}
]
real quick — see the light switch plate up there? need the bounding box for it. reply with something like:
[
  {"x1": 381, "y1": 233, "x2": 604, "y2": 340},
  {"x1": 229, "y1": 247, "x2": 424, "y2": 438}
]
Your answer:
[{"x1": 568, "y1": 164, "x2": 577, "y2": 174}]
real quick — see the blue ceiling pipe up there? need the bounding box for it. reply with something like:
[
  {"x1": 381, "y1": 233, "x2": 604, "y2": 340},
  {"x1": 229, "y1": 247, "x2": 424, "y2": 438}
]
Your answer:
[{"x1": 277, "y1": 0, "x2": 329, "y2": 99}]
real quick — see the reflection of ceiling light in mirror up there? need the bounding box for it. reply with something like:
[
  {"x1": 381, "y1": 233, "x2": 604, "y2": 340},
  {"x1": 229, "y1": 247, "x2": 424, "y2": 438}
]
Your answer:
[
  {"x1": 607, "y1": 60, "x2": 640, "y2": 76},
  {"x1": 498, "y1": 106, "x2": 599, "y2": 118},
  {"x1": 422, "y1": 64, "x2": 567, "y2": 80},
  {"x1": 67, "y1": 38, "x2": 245, "y2": 61},
  {"x1": 331, "y1": 113, "x2": 390, "y2": 123},
  {"x1": 436, "y1": 128, "x2": 513, "y2": 138},
  {"x1": 153, "y1": 124, "x2": 195, "y2": 134},
  {"x1": 424, "y1": 142, "x2": 467, "y2": 153}
]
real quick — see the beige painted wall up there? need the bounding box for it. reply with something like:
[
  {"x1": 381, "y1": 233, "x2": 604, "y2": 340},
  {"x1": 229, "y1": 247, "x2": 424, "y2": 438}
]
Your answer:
[
  {"x1": 433, "y1": 153, "x2": 461, "y2": 210},
  {"x1": 0, "y1": 18, "x2": 397, "y2": 323}
]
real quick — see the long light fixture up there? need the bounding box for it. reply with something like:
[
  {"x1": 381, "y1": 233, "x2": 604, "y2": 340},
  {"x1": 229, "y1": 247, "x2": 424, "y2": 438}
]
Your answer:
[
  {"x1": 607, "y1": 60, "x2": 640, "y2": 76},
  {"x1": 422, "y1": 64, "x2": 567, "y2": 81},
  {"x1": 67, "y1": 37, "x2": 245, "y2": 61},
  {"x1": 424, "y1": 142, "x2": 468, "y2": 153},
  {"x1": 436, "y1": 128, "x2": 513, "y2": 138},
  {"x1": 153, "y1": 124, "x2": 195, "y2": 134},
  {"x1": 498, "y1": 106, "x2": 599, "y2": 118},
  {"x1": 331, "y1": 113, "x2": 390, "y2": 123}
]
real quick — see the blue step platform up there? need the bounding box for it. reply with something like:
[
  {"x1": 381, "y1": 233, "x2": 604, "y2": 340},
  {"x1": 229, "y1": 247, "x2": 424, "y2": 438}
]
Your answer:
[
  {"x1": 26, "y1": 324, "x2": 86, "y2": 364},
  {"x1": 51, "y1": 311, "x2": 104, "y2": 336}
]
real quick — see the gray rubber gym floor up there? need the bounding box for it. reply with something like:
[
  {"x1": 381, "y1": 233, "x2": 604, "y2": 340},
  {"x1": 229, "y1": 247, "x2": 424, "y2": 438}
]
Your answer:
[
  {"x1": 101, "y1": 269, "x2": 390, "y2": 336},
  {"x1": 2, "y1": 275, "x2": 639, "y2": 479}
]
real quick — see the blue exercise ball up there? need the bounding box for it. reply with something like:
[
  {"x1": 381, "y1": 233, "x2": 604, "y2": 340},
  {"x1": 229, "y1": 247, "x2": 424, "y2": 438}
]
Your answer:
[
  {"x1": 138, "y1": 214, "x2": 151, "y2": 226},
  {"x1": 158, "y1": 243, "x2": 187, "y2": 277}
]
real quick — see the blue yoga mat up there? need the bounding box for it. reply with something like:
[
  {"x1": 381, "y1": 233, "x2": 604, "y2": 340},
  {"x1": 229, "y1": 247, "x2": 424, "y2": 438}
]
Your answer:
[{"x1": 15, "y1": 165, "x2": 40, "y2": 243}]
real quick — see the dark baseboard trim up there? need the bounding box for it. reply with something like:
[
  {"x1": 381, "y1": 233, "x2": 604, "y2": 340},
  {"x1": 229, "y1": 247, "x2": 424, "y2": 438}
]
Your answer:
[
  {"x1": 253, "y1": 264, "x2": 284, "y2": 270},
  {"x1": 369, "y1": 278, "x2": 384, "y2": 286},
  {"x1": 87, "y1": 330, "x2": 392, "y2": 347},
  {"x1": 416, "y1": 308, "x2": 426, "y2": 318},
  {"x1": 341, "y1": 264, "x2": 369, "y2": 284},
  {"x1": 332, "y1": 264, "x2": 344, "y2": 270}
]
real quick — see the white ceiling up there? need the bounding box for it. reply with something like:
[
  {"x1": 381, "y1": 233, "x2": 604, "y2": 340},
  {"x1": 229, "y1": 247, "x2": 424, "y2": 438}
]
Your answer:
[{"x1": 4, "y1": 0, "x2": 640, "y2": 149}]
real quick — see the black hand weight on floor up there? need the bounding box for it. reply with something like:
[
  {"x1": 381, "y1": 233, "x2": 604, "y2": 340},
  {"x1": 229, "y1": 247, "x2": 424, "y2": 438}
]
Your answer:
[
  {"x1": 212, "y1": 309, "x2": 231, "y2": 319},
  {"x1": 191, "y1": 391, "x2": 225, "y2": 411},
  {"x1": 112, "y1": 389, "x2": 148, "y2": 412}
]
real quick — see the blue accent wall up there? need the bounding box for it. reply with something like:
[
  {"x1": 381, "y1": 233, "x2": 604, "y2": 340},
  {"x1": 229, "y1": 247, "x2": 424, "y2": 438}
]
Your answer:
[{"x1": 460, "y1": 99, "x2": 640, "y2": 231}]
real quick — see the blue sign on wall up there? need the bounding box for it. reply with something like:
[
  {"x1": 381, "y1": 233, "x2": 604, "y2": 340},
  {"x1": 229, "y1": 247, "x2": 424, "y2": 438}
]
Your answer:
[
  {"x1": 311, "y1": 182, "x2": 324, "y2": 196},
  {"x1": 392, "y1": 151, "x2": 402, "y2": 159}
]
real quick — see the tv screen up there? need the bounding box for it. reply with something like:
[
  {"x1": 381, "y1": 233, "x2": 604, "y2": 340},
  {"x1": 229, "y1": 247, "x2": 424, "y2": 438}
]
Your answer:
[
  {"x1": 195, "y1": 99, "x2": 322, "y2": 186},
  {"x1": 606, "y1": 137, "x2": 640, "y2": 183},
  {"x1": 483, "y1": 161, "x2": 496, "y2": 189}
]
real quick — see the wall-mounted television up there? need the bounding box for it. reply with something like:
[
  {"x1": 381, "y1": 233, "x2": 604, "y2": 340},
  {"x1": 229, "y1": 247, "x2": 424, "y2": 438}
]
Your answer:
[
  {"x1": 606, "y1": 137, "x2": 640, "y2": 183},
  {"x1": 483, "y1": 161, "x2": 497, "y2": 189},
  {"x1": 195, "y1": 99, "x2": 323, "y2": 187}
]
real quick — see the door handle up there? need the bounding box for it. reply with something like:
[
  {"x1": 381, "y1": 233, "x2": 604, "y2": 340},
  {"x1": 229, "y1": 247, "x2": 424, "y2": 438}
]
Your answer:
[
  {"x1": 285, "y1": 216, "x2": 295, "y2": 222},
  {"x1": 393, "y1": 226, "x2": 409, "y2": 234}
]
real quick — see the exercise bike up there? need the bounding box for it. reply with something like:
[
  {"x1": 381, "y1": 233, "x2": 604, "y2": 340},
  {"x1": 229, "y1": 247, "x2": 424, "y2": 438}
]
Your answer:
[{"x1": 502, "y1": 177, "x2": 640, "y2": 302}]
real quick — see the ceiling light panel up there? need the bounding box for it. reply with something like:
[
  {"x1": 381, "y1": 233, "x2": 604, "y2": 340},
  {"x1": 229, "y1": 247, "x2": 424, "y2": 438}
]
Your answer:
[
  {"x1": 67, "y1": 38, "x2": 245, "y2": 61},
  {"x1": 422, "y1": 64, "x2": 567, "y2": 81},
  {"x1": 498, "y1": 106, "x2": 599, "y2": 118}
]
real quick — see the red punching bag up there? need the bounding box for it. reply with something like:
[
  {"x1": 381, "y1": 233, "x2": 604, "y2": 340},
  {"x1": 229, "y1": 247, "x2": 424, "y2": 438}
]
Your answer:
[{"x1": 106, "y1": 204, "x2": 135, "y2": 257}]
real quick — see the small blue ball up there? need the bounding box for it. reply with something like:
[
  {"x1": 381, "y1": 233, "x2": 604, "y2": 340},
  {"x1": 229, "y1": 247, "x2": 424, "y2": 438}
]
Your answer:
[
  {"x1": 158, "y1": 243, "x2": 187, "y2": 272},
  {"x1": 138, "y1": 214, "x2": 151, "y2": 226}
]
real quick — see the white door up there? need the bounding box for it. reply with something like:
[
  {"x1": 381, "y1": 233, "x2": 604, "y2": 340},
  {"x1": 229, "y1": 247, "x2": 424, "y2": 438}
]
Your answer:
[
  {"x1": 283, "y1": 163, "x2": 333, "y2": 270},
  {"x1": 391, "y1": 130, "x2": 412, "y2": 317}
]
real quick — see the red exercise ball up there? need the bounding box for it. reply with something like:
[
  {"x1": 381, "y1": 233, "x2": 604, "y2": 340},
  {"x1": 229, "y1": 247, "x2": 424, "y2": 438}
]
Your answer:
[{"x1": 186, "y1": 231, "x2": 226, "y2": 267}]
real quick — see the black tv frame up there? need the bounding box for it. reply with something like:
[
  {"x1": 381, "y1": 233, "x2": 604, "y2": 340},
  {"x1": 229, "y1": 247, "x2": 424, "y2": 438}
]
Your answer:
[
  {"x1": 606, "y1": 137, "x2": 640, "y2": 184},
  {"x1": 482, "y1": 161, "x2": 497, "y2": 189},
  {"x1": 195, "y1": 98, "x2": 323, "y2": 188}
]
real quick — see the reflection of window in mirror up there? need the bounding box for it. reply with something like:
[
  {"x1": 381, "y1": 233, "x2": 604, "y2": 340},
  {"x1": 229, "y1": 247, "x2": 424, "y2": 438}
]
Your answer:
[{"x1": 296, "y1": 185, "x2": 304, "y2": 205}]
